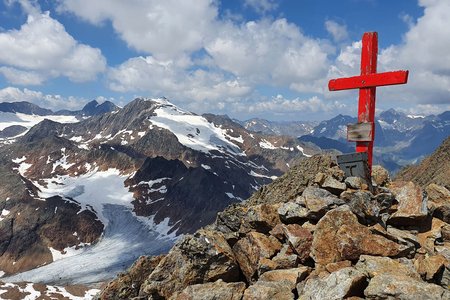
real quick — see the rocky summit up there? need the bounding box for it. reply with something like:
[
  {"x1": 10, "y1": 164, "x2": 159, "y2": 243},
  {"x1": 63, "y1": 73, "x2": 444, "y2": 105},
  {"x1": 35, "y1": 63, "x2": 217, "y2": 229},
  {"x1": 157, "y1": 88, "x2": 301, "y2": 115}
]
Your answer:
[{"x1": 98, "y1": 154, "x2": 450, "y2": 300}]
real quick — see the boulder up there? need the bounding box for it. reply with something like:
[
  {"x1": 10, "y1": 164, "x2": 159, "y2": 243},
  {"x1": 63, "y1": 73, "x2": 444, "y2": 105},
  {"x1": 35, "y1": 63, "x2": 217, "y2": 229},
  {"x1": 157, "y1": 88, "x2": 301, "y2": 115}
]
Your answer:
[
  {"x1": 232, "y1": 232, "x2": 282, "y2": 282},
  {"x1": 340, "y1": 190, "x2": 380, "y2": 224},
  {"x1": 243, "y1": 280, "x2": 294, "y2": 300},
  {"x1": 417, "y1": 255, "x2": 448, "y2": 281},
  {"x1": 140, "y1": 229, "x2": 239, "y2": 299},
  {"x1": 281, "y1": 224, "x2": 313, "y2": 263},
  {"x1": 372, "y1": 165, "x2": 390, "y2": 187},
  {"x1": 259, "y1": 267, "x2": 310, "y2": 290},
  {"x1": 426, "y1": 183, "x2": 450, "y2": 223},
  {"x1": 277, "y1": 202, "x2": 309, "y2": 223},
  {"x1": 417, "y1": 218, "x2": 446, "y2": 254},
  {"x1": 321, "y1": 175, "x2": 347, "y2": 195},
  {"x1": 355, "y1": 255, "x2": 420, "y2": 279},
  {"x1": 175, "y1": 280, "x2": 246, "y2": 300},
  {"x1": 297, "y1": 267, "x2": 367, "y2": 300},
  {"x1": 345, "y1": 176, "x2": 365, "y2": 190},
  {"x1": 364, "y1": 274, "x2": 449, "y2": 300},
  {"x1": 302, "y1": 187, "x2": 344, "y2": 220},
  {"x1": 311, "y1": 206, "x2": 410, "y2": 265},
  {"x1": 243, "y1": 203, "x2": 281, "y2": 233},
  {"x1": 213, "y1": 203, "x2": 247, "y2": 234},
  {"x1": 388, "y1": 181, "x2": 428, "y2": 225},
  {"x1": 255, "y1": 244, "x2": 298, "y2": 273}
]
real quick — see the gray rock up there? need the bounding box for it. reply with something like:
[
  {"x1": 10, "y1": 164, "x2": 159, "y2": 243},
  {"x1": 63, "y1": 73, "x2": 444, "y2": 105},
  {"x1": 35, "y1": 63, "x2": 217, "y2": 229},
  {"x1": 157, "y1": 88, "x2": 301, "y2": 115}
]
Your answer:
[
  {"x1": 364, "y1": 274, "x2": 448, "y2": 300},
  {"x1": 355, "y1": 255, "x2": 420, "y2": 280},
  {"x1": 243, "y1": 280, "x2": 294, "y2": 300},
  {"x1": 277, "y1": 202, "x2": 309, "y2": 223},
  {"x1": 297, "y1": 267, "x2": 367, "y2": 300},
  {"x1": 175, "y1": 280, "x2": 246, "y2": 300},
  {"x1": 340, "y1": 190, "x2": 380, "y2": 224},
  {"x1": 302, "y1": 187, "x2": 344, "y2": 220},
  {"x1": 321, "y1": 175, "x2": 347, "y2": 195}
]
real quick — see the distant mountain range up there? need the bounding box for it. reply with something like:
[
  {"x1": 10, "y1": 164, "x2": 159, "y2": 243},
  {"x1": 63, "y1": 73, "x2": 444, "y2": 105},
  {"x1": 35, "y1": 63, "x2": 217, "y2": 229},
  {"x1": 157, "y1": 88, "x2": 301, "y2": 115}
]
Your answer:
[
  {"x1": 0, "y1": 98, "x2": 317, "y2": 285},
  {"x1": 237, "y1": 118, "x2": 317, "y2": 137},
  {"x1": 243, "y1": 108, "x2": 450, "y2": 173}
]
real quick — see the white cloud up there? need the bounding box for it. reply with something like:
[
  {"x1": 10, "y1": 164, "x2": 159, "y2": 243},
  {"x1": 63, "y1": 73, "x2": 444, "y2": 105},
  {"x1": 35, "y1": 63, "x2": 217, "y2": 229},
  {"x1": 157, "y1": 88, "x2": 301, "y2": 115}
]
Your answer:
[
  {"x1": 108, "y1": 55, "x2": 252, "y2": 103},
  {"x1": 0, "y1": 67, "x2": 45, "y2": 85},
  {"x1": 0, "y1": 9, "x2": 106, "y2": 84},
  {"x1": 233, "y1": 94, "x2": 347, "y2": 114},
  {"x1": 206, "y1": 19, "x2": 333, "y2": 89},
  {"x1": 57, "y1": 0, "x2": 218, "y2": 60},
  {"x1": 0, "y1": 86, "x2": 89, "y2": 110},
  {"x1": 244, "y1": 0, "x2": 278, "y2": 14},
  {"x1": 325, "y1": 20, "x2": 349, "y2": 42}
]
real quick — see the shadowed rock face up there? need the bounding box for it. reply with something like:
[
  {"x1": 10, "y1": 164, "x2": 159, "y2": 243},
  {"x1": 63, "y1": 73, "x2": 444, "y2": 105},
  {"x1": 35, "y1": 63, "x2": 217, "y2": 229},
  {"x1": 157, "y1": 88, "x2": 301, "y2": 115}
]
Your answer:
[
  {"x1": 99, "y1": 153, "x2": 450, "y2": 300},
  {"x1": 0, "y1": 196, "x2": 103, "y2": 276}
]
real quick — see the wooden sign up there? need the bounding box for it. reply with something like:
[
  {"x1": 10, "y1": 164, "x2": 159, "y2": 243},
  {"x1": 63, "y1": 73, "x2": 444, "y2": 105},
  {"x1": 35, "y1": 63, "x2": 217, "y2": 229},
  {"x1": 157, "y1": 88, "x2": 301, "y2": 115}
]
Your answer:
[{"x1": 347, "y1": 122, "x2": 373, "y2": 142}]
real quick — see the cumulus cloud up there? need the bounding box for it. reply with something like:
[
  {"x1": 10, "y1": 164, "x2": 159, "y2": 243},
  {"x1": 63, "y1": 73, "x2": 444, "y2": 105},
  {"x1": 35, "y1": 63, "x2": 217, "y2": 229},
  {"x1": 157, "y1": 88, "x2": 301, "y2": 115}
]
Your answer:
[
  {"x1": 108, "y1": 55, "x2": 252, "y2": 104},
  {"x1": 0, "y1": 67, "x2": 45, "y2": 85},
  {"x1": 57, "y1": 0, "x2": 218, "y2": 60},
  {"x1": 325, "y1": 20, "x2": 349, "y2": 42},
  {"x1": 0, "y1": 7, "x2": 106, "y2": 85},
  {"x1": 0, "y1": 86, "x2": 89, "y2": 110},
  {"x1": 206, "y1": 19, "x2": 333, "y2": 89}
]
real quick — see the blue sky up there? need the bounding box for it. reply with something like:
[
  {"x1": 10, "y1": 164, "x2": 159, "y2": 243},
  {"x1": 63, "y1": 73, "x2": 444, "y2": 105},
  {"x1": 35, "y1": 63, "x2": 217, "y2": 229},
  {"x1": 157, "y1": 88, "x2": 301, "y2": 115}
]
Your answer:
[{"x1": 0, "y1": 0, "x2": 449, "y2": 121}]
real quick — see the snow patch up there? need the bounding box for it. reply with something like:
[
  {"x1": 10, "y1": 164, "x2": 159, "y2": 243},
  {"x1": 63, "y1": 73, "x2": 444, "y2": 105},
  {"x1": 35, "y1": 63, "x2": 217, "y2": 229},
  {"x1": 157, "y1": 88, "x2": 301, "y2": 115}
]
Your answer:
[
  {"x1": 149, "y1": 104, "x2": 243, "y2": 156},
  {"x1": 0, "y1": 209, "x2": 10, "y2": 221},
  {"x1": 49, "y1": 244, "x2": 90, "y2": 261},
  {"x1": 201, "y1": 164, "x2": 211, "y2": 170},
  {"x1": 34, "y1": 168, "x2": 134, "y2": 226},
  {"x1": 0, "y1": 112, "x2": 78, "y2": 132},
  {"x1": 296, "y1": 145, "x2": 312, "y2": 157},
  {"x1": 407, "y1": 114, "x2": 425, "y2": 119},
  {"x1": 225, "y1": 192, "x2": 243, "y2": 201},
  {"x1": 13, "y1": 156, "x2": 32, "y2": 176},
  {"x1": 259, "y1": 139, "x2": 277, "y2": 149}
]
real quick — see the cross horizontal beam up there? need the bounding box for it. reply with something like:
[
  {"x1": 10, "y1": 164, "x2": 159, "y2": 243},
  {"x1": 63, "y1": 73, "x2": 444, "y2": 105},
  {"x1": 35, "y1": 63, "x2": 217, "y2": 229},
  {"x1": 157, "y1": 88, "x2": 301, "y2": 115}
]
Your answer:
[{"x1": 328, "y1": 70, "x2": 409, "y2": 91}]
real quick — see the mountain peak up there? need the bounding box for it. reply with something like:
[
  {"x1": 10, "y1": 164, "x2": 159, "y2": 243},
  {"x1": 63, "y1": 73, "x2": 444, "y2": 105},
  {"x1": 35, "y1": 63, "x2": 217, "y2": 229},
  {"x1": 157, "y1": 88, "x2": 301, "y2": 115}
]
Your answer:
[
  {"x1": 81, "y1": 99, "x2": 119, "y2": 116},
  {"x1": 0, "y1": 101, "x2": 53, "y2": 116}
]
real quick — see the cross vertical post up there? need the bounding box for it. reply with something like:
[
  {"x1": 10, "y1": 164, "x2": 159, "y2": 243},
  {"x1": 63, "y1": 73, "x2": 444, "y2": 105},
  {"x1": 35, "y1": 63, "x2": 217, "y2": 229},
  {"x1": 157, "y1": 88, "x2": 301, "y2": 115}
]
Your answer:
[
  {"x1": 356, "y1": 32, "x2": 377, "y2": 170},
  {"x1": 328, "y1": 32, "x2": 409, "y2": 175}
]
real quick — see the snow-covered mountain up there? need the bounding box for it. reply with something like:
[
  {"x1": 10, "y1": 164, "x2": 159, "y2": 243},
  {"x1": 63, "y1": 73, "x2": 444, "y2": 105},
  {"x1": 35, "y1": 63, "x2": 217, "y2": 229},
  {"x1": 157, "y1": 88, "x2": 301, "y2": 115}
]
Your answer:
[
  {"x1": 0, "y1": 100, "x2": 119, "y2": 142},
  {"x1": 0, "y1": 98, "x2": 317, "y2": 285}
]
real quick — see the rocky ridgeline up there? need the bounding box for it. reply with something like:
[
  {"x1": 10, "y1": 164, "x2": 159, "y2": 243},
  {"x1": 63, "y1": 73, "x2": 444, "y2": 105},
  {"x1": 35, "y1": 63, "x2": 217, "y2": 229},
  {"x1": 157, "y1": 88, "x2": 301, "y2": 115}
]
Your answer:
[{"x1": 98, "y1": 155, "x2": 450, "y2": 300}]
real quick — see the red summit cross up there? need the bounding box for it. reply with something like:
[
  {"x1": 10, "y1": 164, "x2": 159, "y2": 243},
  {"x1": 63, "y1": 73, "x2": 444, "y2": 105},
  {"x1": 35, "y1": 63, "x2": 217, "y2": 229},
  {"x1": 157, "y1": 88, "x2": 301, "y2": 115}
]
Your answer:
[{"x1": 328, "y1": 32, "x2": 409, "y2": 174}]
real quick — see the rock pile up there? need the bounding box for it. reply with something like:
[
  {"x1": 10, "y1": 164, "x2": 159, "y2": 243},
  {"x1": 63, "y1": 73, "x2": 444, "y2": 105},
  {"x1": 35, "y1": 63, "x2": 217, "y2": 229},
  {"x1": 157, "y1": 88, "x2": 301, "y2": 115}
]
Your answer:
[{"x1": 98, "y1": 155, "x2": 450, "y2": 300}]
